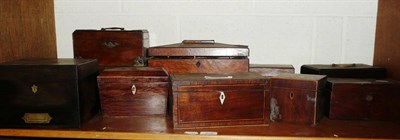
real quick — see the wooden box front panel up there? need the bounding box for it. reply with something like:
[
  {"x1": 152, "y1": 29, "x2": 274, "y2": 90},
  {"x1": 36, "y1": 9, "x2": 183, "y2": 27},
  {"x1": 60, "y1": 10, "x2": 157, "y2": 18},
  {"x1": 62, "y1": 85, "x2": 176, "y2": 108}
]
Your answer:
[
  {"x1": 73, "y1": 30, "x2": 148, "y2": 67},
  {"x1": 0, "y1": 59, "x2": 99, "y2": 128},
  {"x1": 99, "y1": 82, "x2": 168, "y2": 116},
  {"x1": 270, "y1": 88, "x2": 324, "y2": 125},
  {"x1": 148, "y1": 59, "x2": 249, "y2": 74},
  {"x1": 328, "y1": 79, "x2": 400, "y2": 120},
  {"x1": 97, "y1": 67, "x2": 169, "y2": 116},
  {"x1": 172, "y1": 88, "x2": 267, "y2": 128}
]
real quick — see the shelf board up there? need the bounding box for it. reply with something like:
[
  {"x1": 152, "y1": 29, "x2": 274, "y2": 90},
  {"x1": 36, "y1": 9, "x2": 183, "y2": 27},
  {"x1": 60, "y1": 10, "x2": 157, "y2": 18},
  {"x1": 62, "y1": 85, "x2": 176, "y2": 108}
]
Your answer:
[{"x1": 0, "y1": 115, "x2": 399, "y2": 140}]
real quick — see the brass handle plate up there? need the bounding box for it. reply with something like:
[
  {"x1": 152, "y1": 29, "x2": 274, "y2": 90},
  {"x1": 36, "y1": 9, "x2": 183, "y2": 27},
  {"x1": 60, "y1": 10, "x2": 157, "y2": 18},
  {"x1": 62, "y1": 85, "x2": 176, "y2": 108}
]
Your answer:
[
  {"x1": 219, "y1": 91, "x2": 225, "y2": 105},
  {"x1": 103, "y1": 41, "x2": 119, "y2": 48},
  {"x1": 131, "y1": 84, "x2": 137, "y2": 95},
  {"x1": 22, "y1": 113, "x2": 52, "y2": 124}
]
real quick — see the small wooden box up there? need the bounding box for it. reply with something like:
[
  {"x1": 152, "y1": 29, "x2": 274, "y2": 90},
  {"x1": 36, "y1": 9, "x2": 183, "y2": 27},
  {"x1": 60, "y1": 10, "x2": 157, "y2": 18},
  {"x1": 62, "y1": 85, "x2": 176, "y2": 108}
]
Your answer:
[
  {"x1": 327, "y1": 78, "x2": 400, "y2": 120},
  {"x1": 73, "y1": 28, "x2": 149, "y2": 67},
  {"x1": 270, "y1": 74, "x2": 327, "y2": 126},
  {"x1": 0, "y1": 59, "x2": 99, "y2": 128},
  {"x1": 148, "y1": 40, "x2": 249, "y2": 74},
  {"x1": 249, "y1": 64, "x2": 295, "y2": 77},
  {"x1": 300, "y1": 64, "x2": 386, "y2": 79},
  {"x1": 170, "y1": 72, "x2": 268, "y2": 128},
  {"x1": 97, "y1": 67, "x2": 169, "y2": 116}
]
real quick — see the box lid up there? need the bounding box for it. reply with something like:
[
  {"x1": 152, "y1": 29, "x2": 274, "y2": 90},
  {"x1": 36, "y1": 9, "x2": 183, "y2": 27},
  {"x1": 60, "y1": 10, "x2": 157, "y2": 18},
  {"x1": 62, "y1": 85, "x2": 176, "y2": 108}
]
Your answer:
[
  {"x1": 171, "y1": 72, "x2": 265, "y2": 87},
  {"x1": 73, "y1": 28, "x2": 149, "y2": 39},
  {"x1": 97, "y1": 67, "x2": 168, "y2": 83},
  {"x1": 0, "y1": 59, "x2": 98, "y2": 80},
  {"x1": 300, "y1": 63, "x2": 386, "y2": 79},
  {"x1": 326, "y1": 78, "x2": 400, "y2": 91},
  {"x1": 270, "y1": 74, "x2": 326, "y2": 90},
  {"x1": 250, "y1": 64, "x2": 294, "y2": 69},
  {"x1": 147, "y1": 40, "x2": 248, "y2": 57}
]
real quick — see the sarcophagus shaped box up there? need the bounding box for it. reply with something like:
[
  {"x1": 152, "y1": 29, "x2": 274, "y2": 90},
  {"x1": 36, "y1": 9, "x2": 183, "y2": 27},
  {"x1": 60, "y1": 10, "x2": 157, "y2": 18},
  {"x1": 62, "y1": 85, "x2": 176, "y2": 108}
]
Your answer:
[
  {"x1": 97, "y1": 67, "x2": 169, "y2": 116},
  {"x1": 148, "y1": 40, "x2": 249, "y2": 74},
  {"x1": 270, "y1": 74, "x2": 327, "y2": 126},
  {"x1": 0, "y1": 59, "x2": 99, "y2": 128},
  {"x1": 73, "y1": 27, "x2": 149, "y2": 67},
  {"x1": 170, "y1": 72, "x2": 268, "y2": 128}
]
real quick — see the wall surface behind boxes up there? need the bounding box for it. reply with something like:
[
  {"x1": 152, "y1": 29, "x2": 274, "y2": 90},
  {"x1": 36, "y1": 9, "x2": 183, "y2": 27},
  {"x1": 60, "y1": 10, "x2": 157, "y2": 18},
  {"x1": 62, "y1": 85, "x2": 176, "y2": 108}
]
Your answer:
[{"x1": 54, "y1": 0, "x2": 378, "y2": 73}]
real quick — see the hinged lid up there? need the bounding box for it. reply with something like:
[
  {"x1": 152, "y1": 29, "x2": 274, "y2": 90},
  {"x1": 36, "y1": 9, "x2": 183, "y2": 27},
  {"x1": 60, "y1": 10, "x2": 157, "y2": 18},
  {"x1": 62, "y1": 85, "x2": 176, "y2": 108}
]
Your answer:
[
  {"x1": 148, "y1": 40, "x2": 249, "y2": 57},
  {"x1": 0, "y1": 59, "x2": 98, "y2": 81},
  {"x1": 326, "y1": 78, "x2": 400, "y2": 91},
  {"x1": 301, "y1": 63, "x2": 386, "y2": 79},
  {"x1": 73, "y1": 28, "x2": 149, "y2": 39},
  {"x1": 171, "y1": 72, "x2": 266, "y2": 90},
  {"x1": 97, "y1": 67, "x2": 168, "y2": 83},
  {"x1": 270, "y1": 74, "x2": 326, "y2": 90}
]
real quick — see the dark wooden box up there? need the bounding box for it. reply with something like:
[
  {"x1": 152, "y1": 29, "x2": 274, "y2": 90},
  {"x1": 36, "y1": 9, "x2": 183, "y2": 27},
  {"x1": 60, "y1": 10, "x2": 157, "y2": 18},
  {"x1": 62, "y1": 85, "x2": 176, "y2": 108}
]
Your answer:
[
  {"x1": 170, "y1": 72, "x2": 268, "y2": 129},
  {"x1": 97, "y1": 67, "x2": 169, "y2": 116},
  {"x1": 327, "y1": 78, "x2": 400, "y2": 120},
  {"x1": 73, "y1": 27, "x2": 149, "y2": 67},
  {"x1": 300, "y1": 64, "x2": 386, "y2": 79},
  {"x1": 249, "y1": 64, "x2": 295, "y2": 77},
  {"x1": 270, "y1": 74, "x2": 327, "y2": 126},
  {"x1": 0, "y1": 59, "x2": 99, "y2": 128},
  {"x1": 148, "y1": 40, "x2": 249, "y2": 74}
]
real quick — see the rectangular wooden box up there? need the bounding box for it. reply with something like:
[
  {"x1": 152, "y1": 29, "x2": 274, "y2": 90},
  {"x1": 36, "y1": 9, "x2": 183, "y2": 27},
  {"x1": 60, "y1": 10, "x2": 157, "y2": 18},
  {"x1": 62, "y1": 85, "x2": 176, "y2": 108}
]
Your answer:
[
  {"x1": 327, "y1": 78, "x2": 400, "y2": 120},
  {"x1": 170, "y1": 72, "x2": 268, "y2": 129},
  {"x1": 73, "y1": 28, "x2": 149, "y2": 67},
  {"x1": 0, "y1": 59, "x2": 99, "y2": 128},
  {"x1": 97, "y1": 67, "x2": 169, "y2": 116},
  {"x1": 270, "y1": 74, "x2": 327, "y2": 126},
  {"x1": 300, "y1": 64, "x2": 386, "y2": 79},
  {"x1": 148, "y1": 40, "x2": 249, "y2": 74},
  {"x1": 249, "y1": 64, "x2": 295, "y2": 77}
]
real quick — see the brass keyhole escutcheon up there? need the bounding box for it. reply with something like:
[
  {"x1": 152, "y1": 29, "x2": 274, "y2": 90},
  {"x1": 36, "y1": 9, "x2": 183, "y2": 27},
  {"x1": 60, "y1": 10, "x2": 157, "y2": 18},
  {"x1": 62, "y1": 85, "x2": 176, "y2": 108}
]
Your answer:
[
  {"x1": 289, "y1": 91, "x2": 294, "y2": 100},
  {"x1": 31, "y1": 84, "x2": 38, "y2": 94}
]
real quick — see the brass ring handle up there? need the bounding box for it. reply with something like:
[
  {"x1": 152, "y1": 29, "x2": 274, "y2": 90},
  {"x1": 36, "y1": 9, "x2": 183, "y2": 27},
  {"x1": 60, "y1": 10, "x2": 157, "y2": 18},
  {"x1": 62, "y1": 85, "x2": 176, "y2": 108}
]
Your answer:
[{"x1": 131, "y1": 84, "x2": 137, "y2": 95}]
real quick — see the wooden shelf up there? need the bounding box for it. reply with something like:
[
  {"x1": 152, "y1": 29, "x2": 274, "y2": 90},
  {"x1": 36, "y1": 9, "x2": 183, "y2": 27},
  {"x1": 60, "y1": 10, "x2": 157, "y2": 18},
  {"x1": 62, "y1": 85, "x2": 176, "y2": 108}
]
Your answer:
[{"x1": 0, "y1": 115, "x2": 399, "y2": 140}]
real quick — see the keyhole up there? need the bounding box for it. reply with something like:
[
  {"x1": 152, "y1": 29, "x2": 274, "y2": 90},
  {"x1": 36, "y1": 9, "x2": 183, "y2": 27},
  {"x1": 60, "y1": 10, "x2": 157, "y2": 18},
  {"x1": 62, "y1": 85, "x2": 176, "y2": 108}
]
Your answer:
[
  {"x1": 196, "y1": 61, "x2": 201, "y2": 68},
  {"x1": 219, "y1": 91, "x2": 225, "y2": 105},
  {"x1": 289, "y1": 91, "x2": 294, "y2": 100}
]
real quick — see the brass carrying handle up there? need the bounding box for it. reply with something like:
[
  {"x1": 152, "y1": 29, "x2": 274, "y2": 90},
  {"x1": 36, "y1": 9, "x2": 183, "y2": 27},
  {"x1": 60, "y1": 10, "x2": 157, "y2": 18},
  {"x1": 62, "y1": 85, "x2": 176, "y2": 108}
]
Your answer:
[
  {"x1": 182, "y1": 40, "x2": 215, "y2": 44},
  {"x1": 101, "y1": 27, "x2": 125, "y2": 30},
  {"x1": 131, "y1": 84, "x2": 137, "y2": 95},
  {"x1": 332, "y1": 63, "x2": 356, "y2": 68}
]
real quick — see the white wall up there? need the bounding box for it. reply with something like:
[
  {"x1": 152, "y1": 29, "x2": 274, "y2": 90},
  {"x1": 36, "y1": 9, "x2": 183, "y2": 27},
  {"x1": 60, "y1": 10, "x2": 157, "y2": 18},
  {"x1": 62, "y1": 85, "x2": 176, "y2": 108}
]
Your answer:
[{"x1": 54, "y1": 0, "x2": 378, "y2": 73}]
